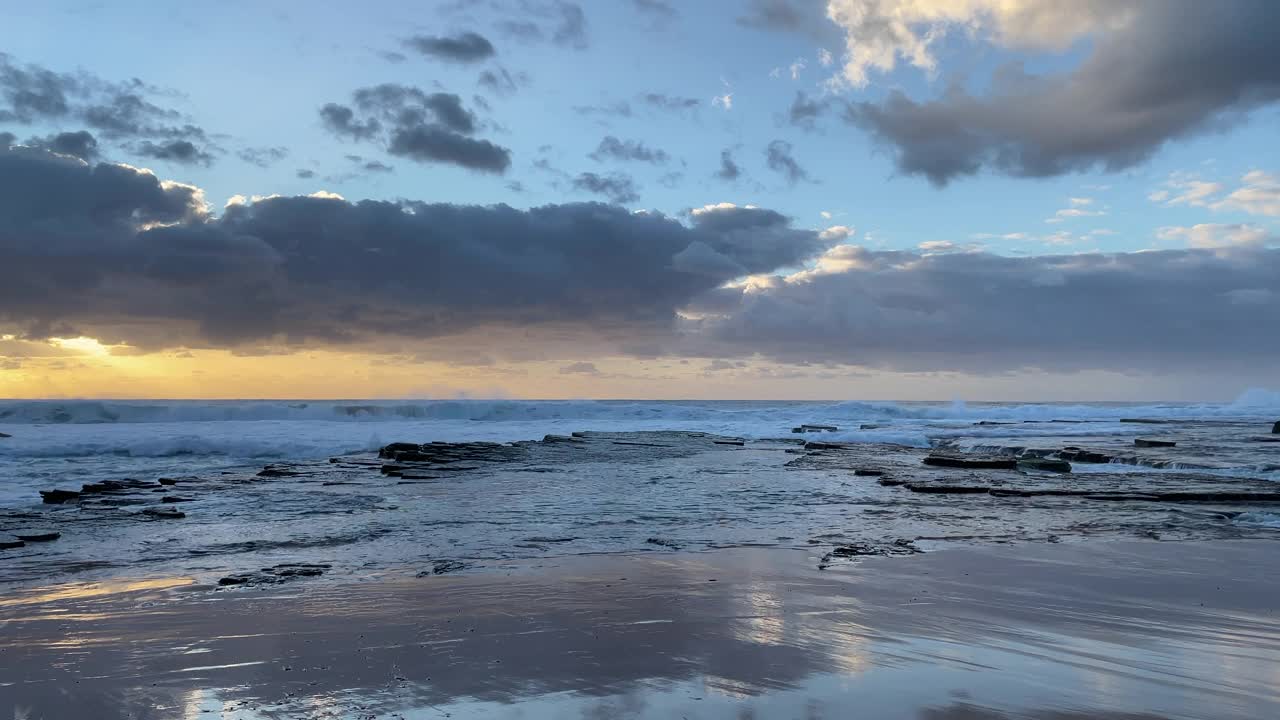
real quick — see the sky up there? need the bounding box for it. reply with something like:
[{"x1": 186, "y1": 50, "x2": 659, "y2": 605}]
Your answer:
[{"x1": 0, "y1": 0, "x2": 1278, "y2": 401}]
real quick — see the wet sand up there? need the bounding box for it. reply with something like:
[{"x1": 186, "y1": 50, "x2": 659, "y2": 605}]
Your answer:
[{"x1": 2, "y1": 540, "x2": 1278, "y2": 719}]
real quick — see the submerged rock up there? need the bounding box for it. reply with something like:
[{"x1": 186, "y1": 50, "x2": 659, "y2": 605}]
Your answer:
[
  {"x1": 1057, "y1": 447, "x2": 1112, "y2": 464},
  {"x1": 219, "y1": 563, "x2": 331, "y2": 587},
  {"x1": 157, "y1": 477, "x2": 178, "y2": 486},
  {"x1": 1273, "y1": 420, "x2": 1280, "y2": 434},
  {"x1": 922, "y1": 455, "x2": 1017, "y2": 469},
  {"x1": 1135, "y1": 438, "x2": 1177, "y2": 448},
  {"x1": 422, "y1": 559, "x2": 470, "y2": 576},
  {"x1": 141, "y1": 507, "x2": 185, "y2": 519},
  {"x1": 14, "y1": 531, "x2": 60, "y2": 542},
  {"x1": 40, "y1": 489, "x2": 80, "y2": 504},
  {"x1": 854, "y1": 469, "x2": 885, "y2": 476},
  {"x1": 1017, "y1": 457, "x2": 1072, "y2": 473},
  {"x1": 0, "y1": 536, "x2": 25, "y2": 550},
  {"x1": 0, "y1": 432, "x2": 10, "y2": 438}
]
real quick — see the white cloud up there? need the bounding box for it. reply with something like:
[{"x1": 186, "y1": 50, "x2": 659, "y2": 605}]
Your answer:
[
  {"x1": 1212, "y1": 170, "x2": 1280, "y2": 217},
  {"x1": 1157, "y1": 223, "x2": 1271, "y2": 249},
  {"x1": 1045, "y1": 198, "x2": 1106, "y2": 223},
  {"x1": 824, "y1": 0, "x2": 1138, "y2": 87},
  {"x1": 817, "y1": 48, "x2": 834, "y2": 67},
  {"x1": 789, "y1": 57, "x2": 807, "y2": 80}
]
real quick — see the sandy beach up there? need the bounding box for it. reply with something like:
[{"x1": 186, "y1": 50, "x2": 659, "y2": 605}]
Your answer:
[{"x1": 3, "y1": 539, "x2": 1277, "y2": 719}]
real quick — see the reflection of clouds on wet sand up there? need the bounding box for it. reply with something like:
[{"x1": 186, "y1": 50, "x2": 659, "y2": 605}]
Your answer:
[{"x1": 1, "y1": 543, "x2": 1278, "y2": 719}]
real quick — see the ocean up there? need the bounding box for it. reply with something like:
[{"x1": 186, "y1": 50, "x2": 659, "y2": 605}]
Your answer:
[{"x1": 2, "y1": 393, "x2": 1279, "y2": 586}]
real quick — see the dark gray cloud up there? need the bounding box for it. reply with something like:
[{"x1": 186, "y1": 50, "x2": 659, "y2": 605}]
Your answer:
[
  {"x1": 0, "y1": 132, "x2": 13, "y2": 149},
  {"x1": 478, "y1": 67, "x2": 528, "y2": 97},
  {"x1": 320, "y1": 85, "x2": 509, "y2": 173},
  {"x1": 25, "y1": 130, "x2": 99, "y2": 161},
  {"x1": 571, "y1": 171, "x2": 639, "y2": 204},
  {"x1": 788, "y1": 91, "x2": 829, "y2": 129},
  {"x1": 403, "y1": 32, "x2": 496, "y2": 63},
  {"x1": 716, "y1": 149, "x2": 741, "y2": 181},
  {"x1": 765, "y1": 140, "x2": 808, "y2": 183},
  {"x1": 319, "y1": 103, "x2": 381, "y2": 141},
  {"x1": 132, "y1": 139, "x2": 214, "y2": 166},
  {"x1": 843, "y1": 1, "x2": 1280, "y2": 186},
  {"x1": 388, "y1": 125, "x2": 510, "y2": 172},
  {"x1": 295, "y1": 168, "x2": 316, "y2": 179},
  {"x1": 550, "y1": 2, "x2": 588, "y2": 49},
  {"x1": 590, "y1": 136, "x2": 669, "y2": 164},
  {"x1": 0, "y1": 54, "x2": 213, "y2": 163},
  {"x1": 691, "y1": 242, "x2": 1280, "y2": 373},
  {"x1": 640, "y1": 93, "x2": 699, "y2": 112},
  {"x1": 0, "y1": 147, "x2": 831, "y2": 349},
  {"x1": 237, "y1": 145, "x2": 289, "y2": 167},
  {"x1": 559, "y1": 361, "x2": 600, "y2": 374}
]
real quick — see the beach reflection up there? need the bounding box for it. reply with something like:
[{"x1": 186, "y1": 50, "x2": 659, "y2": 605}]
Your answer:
[{"x1": 1, "y1": 544, "x2": 1278, "y2": 719}]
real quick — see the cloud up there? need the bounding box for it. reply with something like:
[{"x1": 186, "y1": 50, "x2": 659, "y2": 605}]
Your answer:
[
  {"x1": 765, "y1": 140, "x2": 808, "y2": 183},
  {"x1": 571, "y1": 171, "x2": 639, "y2": 204},
  {"x1": 132, "y1": 139, "x2": 214, "y2": 166},
  {"x1": 0, "y1": 53, "x2": 214, "y2": 163},
  {"x1": 1213, "y1": 170, "x2": 1280, "y2": 217},
  {"x1": 787, "y1": 91, "x2": 829, "y2": 129},
  {"x1": 0, "y1": 147, "x2": 835, "y2": 351},
  {"x1": 319, "y1": 85, "x2": 510, "y2": 173},
  {"x1": 639, "y1": 93, "x2": 699, "y2": 112},
  {"x1": 403, "y1": 32, "x2": 496, "y2": 63},
  {"x1": 1156, "y1": 223, "x2": 1271, "y2": 249},
  {"x1": 478, "y1": 67, "x2": 529, "y2": 97},
  {"x1": 839, "y1": 1, "x2": 1280, "y2": 185},
  {"x1": 689, "y1": 242, "x2": 1280, "y2": 373},
  {"x1": 716, "y1": 149, "x2": 742, "y2": 181},
  {"x1": 497, "y1": 1, "x2": 588, "y2": 49},
  {"x1": 23, "y1": 130, "x2": 99, "y2": 161},
  {"x1": 590, "y1": 136, "x2": 669, "y2": 164},
  {"x1": 296, "y1": 168, "x2": 316, "y2": 179},
  {"x1": 737, "y1": 0, "x2": 842, "y2": 44},
  {"x1": 237, "y1": 146, "x2": 289, "y2": 168},
  {"x1": 558, "y1": 361, "x2": 600, "y2": 374}
]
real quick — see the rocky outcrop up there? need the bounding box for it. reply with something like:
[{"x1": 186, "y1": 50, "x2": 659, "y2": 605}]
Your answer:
[
  {"x1": 1273, "y1": 420, "x2": 1280, "y2": 434},
  {"x1": 14, "y1": 531, "x2": 60, "y2": 542},
  {"x1": 0, "y1": 536, "x2": 24, "y2": 550},
  {"x1": 792, "y1": 424, "x2": 838, "y2": 433},
  {"x1": 40, "y1": 489, "x2": 80, "y2": 504},
  {"x1": 1016, "y1": 457, "x2": 1072, "y2": 473},
  {"x1": 219, "y1": 563, "x2": 330, "y2": 587},
  {"x1": 922, "y1": 455, "x2": 1017, "y2": 469}
]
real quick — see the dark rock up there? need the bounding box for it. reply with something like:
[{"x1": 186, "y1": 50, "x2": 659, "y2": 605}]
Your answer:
[
  {"x1": 161, "y1": 496, "x2": 195, "y2": 503},
  {"x1": 1273, "y1": 421, "x2": 1279, "y2": 434},
  {"x1": 0, "y1": 536, "x2": 25, "y2": 550},
  {"x1": 0, "y1": 432, "x2": 10, "y2": 438},
  {"x1": 819, "y1": 539, "x2": 920, "y2": 568},
  {"x1": 379, "y1": 442, "x2": 422, "y2": 458},
  {"x1": 14, "y1": 531, "x2": 60, "y2": 542},
  {"x1": 81, "y1": 479, "x2": 155, "y2": 494},
  {"x1": 40, "y1": 489, "x2": 81, "y2": 504},
  {"x1": 257, "y1": 466, "x2": 303, "y2": 477},
  {"x1": 877, "y1": 477, "x2": 906, "y2": 487},
  {"x1": 713, "y1": 439, "x2": 746, "y2": 446},
  {"x1": 903, "y1": 483, "x2": 991, "y2": 494},
  {"x1": 141, "y1": 507, "x2": 185, "y2": 519},
  {"x1": 1121, "y1": 418, "x2": 1171, "y2": 424},
  {"x1": 859, "y1": 424, "x2": 882, "y2": 430},
  {"x1": 1057, "y1": 448, "x2": 1112, "y2": 463},
  {"x1": 1134, "y1": 438, "x2": 1176, "y2": 448},
  {"x1": 219, "y1": 563, "x2": 330, "y2": 587},
  {"x1": 974, "y1": 421, "x2": 1014, "y2": 426},
  {"x1": 1017, "y1": 457, "x2": 1072, "y2": 473},
  {"x1": 854, "y1": 469, "x2": 885, "y2": 476},
  {"x1": 158, "y1": 478, "x2": 178, "y2": 486},
  {"x1": 793, "y1": 424, "x2": 838, "y2": 433},
  {"x1": 424, "y1": 560, "x2": 470, "y2": 575},
  {"x1": 922, "y1": 455, "x2": 1017, "y2": 469},
  {"x1": 1251, "y1": 436, "x2": 1280, "y2": 443},
  {"x1": 645, "y1": 537, "x2": 680, "y2": 549},
  {"x1": 804, "y1": 441, "x2": 847, "y2": 450}
]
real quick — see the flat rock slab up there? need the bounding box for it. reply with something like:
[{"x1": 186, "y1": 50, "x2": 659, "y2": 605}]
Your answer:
[
  {"x1": 922, "y1": 455, "x2": 1018, "y2": 470},
  {"x1": 0, "y1": 536, "x2": 24, "y2": 550},
  {"x1": 1135, "y1": 439, "x2": 1177, "y2": 448},
  {"x1": 14, "y1": 531, "x2": 60, "y2": 542}
]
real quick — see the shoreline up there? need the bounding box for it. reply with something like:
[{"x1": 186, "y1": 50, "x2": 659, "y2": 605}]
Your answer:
[{"x1": 3, "y1": 539, "x2": 1278, "y2": 719}]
